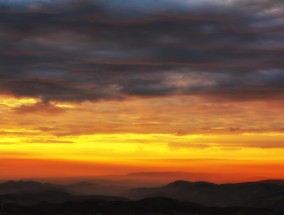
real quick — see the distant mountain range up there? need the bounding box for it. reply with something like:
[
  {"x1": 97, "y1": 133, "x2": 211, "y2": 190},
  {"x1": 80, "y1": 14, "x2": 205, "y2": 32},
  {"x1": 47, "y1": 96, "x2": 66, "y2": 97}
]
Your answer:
[
  {"x1": 124, "y1": 180, "x2": 284, "y2": 209},
  {"x1": 0, "y1": 180, "x2": 126, "y2": 206},
  {"x1": 0, "y1": 180, "x2": 128, "y2": 196},
  {"x1": 0, "y1": 179, "x2": 283, "y2": 214},
  {"x1": 23, "y1": 171, "x2": 215, "y2": 187}
]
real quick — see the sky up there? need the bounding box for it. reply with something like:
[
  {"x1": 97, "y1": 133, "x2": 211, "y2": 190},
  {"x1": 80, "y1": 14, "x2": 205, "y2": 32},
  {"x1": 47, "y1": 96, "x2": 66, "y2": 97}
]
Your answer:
[{"x1": 0, "y1": 0, "x2": 284, "y2": 183}]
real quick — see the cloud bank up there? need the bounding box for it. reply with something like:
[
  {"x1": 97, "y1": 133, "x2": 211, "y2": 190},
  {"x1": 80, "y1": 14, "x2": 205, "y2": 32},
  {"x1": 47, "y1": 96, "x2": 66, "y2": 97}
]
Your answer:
[{"x1": 0, "y1": 0, "x2": 283, "y2": 102}]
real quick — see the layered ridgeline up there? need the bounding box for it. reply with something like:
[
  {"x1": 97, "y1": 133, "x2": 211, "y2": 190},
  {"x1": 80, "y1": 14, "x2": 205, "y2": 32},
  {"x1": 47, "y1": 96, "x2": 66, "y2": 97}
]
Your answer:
[
  {"x1": 0, "y1": 180, "x2": 283, "y2": 214},
  {"x1": 0, "y1": 181, "x2": 127, "y2": 205},
  {"x1": 125, "y1": 180, "x2": 284, "y2": 208}
]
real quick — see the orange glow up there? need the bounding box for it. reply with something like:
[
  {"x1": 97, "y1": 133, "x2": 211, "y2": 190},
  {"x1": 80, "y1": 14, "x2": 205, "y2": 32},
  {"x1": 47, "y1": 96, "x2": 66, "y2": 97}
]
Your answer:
[
  {"x1": 0, "y1": 95, "x2": 284, "y2": 182},
  {"x1": 0, "y1": 158, "x2": 283, "y2": 183}
]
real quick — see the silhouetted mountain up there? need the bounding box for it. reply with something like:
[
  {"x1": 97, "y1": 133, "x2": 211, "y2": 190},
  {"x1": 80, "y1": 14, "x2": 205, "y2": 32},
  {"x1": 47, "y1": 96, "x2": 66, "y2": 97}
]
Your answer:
[
  {"x1": 0, "y1": 180, "x2": 128, "y2": 200},
  {"x1": 0, "y1": 181, "x2": 127, "y2": 206},
  {"x1": 0, "y1": 188, "x2": 126, "y2": 206},
  {"x1": 0, "y1": 189, "x2": 72, "y2": 205},
  {"x1": 125, "y1": 180, "x2": 284, "y2": 209},
  {"x1": 63, "y1": 181, "x2": 128, "y2": 196},
  {"x1": 0, "y1": 197, "x2": 276, "y2": 215},
  {"x1": 1, "y1": 179, "x2": 284, "y2": 214},
  {"x1": 258, "y1": 179, "x2": 284, "y2": 185},
  {"x1": 0, "y1": 181, "x2": 52, "y2": 195}
]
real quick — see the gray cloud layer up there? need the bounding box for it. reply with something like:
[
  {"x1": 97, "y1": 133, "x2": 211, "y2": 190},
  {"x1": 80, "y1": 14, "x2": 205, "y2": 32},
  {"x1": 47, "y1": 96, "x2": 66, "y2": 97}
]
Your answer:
[{"x1": 0, "y1": 0, "x2": 283, "y2": 102}]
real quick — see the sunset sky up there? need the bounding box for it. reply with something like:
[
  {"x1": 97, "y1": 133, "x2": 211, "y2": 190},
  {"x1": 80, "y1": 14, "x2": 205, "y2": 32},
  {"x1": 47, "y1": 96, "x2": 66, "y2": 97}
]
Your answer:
[{"x1": 0, "y1": 0, "x2": 284, "y2": 182}]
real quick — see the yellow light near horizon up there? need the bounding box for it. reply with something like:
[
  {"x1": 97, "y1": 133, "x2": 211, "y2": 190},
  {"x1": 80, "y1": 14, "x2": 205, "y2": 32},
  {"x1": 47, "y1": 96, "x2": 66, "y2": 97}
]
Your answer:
[
  {"x1": 1, "y1": 131, "x2": 284, "y2": 181},
  {"x1": 1, "y1": 132, "x2": 284, "y2": 162}
]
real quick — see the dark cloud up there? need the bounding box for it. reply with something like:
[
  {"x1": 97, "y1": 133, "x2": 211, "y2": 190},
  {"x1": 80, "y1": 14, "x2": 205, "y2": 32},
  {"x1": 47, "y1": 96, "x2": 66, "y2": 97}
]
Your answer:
[{"x1": 0, "y1": 0, "x2": 283, "y2": 102}]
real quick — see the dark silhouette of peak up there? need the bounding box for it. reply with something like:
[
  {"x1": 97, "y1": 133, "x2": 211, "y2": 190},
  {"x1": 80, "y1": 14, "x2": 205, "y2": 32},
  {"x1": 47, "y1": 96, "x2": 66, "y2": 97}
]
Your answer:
[
  {"x1": 68, "y1": 181, "x2": 96, "y2": 186},
  {"x1": 194, "y1": 181, "x2": 216, "y2": 186},
  {"x1": 0, "y1": 180, "x2": 129, "y2": 198},
  {"x1": 166, "y1": 180, "x2": 216, "y2": 189},
  {"x1": 0, "y1": 187, "x2": 127, "y2": 206},
  {"x1": 0, "y1": 180, "x2": 50, "y2": 195},
  {"x1": 258, "y1": 179, "x2": 284, "y2": 185},
  {"x1": 166, "y1": 180, "x2": 193, "y2": 188},
  {"x1": 63, "y1": 181, "x2": 99, "y2": 190},
  {"x1": 62, "y1": 181, "x2": 128, "y2": 196},
  {"x1": 1, "y1": 180, "x2": 43, "y2": 187}
]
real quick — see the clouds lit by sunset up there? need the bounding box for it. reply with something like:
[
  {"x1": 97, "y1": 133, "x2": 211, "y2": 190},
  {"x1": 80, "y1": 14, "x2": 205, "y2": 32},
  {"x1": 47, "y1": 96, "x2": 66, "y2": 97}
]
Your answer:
[{"x1": 0, "y1": 0, "x2": 284, "y2": 182}]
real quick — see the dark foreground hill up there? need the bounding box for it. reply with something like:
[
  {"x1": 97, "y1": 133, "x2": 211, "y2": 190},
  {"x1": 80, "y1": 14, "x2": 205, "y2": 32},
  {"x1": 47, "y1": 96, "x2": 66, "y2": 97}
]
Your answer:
[{"x1": 0, "y1": 197, "x2": 276, "y2": 215}]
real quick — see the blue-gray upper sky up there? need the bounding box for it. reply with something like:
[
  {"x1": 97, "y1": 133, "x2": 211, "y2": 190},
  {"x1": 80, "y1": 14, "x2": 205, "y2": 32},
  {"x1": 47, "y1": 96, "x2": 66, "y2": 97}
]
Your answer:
[{"x1": 0, "y1": 0, "x2": 283, "y2": 103}]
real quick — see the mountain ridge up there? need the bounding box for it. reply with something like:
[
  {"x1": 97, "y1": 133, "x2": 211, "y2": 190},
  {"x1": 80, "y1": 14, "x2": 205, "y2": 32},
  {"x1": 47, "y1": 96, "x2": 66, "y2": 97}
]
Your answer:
[
  {"x1": 124, "y1": 179, "x2": 284, "y2": 209},
  {"x1": 1, "y1": 179, "x2": 284, "y2": 210}
]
